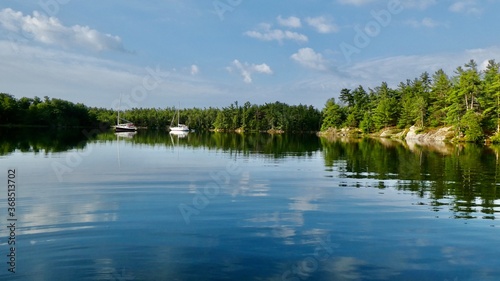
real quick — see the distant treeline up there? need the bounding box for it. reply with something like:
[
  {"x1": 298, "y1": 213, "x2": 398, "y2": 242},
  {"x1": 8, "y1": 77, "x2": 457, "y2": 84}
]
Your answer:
[
  {"x1": 321, "y1": 59, "x2": 500, "y2": 142},
  {"x1": 0, "y1": 94, "x2": 321, "y2": 132}
]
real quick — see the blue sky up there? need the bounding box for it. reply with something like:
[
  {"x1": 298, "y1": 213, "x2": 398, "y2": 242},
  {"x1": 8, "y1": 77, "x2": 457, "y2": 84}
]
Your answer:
[{"x1": 1, "y1": 0, "x2": 500, "y2": 110}]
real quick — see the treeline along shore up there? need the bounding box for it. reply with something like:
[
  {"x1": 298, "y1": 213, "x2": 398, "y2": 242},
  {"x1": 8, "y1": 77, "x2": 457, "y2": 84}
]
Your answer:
[
  {"x1": 322, "y1": 59, "x2": 500, "y2": 143},
  {"x1": 0, "y1": 96, "x2": 321, "y2": 133},
  {"x1": 2, "y1": 59, "x2": 500, "y2": 142}
]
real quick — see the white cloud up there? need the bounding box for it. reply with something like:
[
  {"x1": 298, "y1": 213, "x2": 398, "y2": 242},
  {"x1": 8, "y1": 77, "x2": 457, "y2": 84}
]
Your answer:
[
  {"x1": 345, "y1": 56, "x2": 440, "y2": 84},
  {"x1": 285, "y1": 46, "x2": 500, "y2": 109},
  {"x1": 449, "y1": 0, "x2": 482, "y2": 15},
  {"x1": 479, "y1": 59, "x2": 491, "y2": 72},
  {"x1": 302, "y1": 46, "x2": 500, "y2": 95},
  {"x1": 244, "y1": 23, "x2": 308, "y2": 43},
  {"x1": 306, "y1": 16, "x2": 339, "y2": 34},
  {"x1": 0, "y1": 40, "x2": 228, "y2": 108},
  {"x1": 277, "y1": 15, "x2": 302, "y2": 28},
  {"x1": 405, "y1": 17, "x2": 445, "y2": 28},
  {"x1": 228, "y1": 60, "x2": 273, "y2": 83},
  {"x1": 253, "y1": 63, "x2": 273, "y2": 74},
  {"x1": 190, "y1": 64, "x2": 199, "y2": 75},
  {"x1": 291, "y1": 48, "x2": 329, "y2": 71},
  {"x1": 0, "y1": 8, "x2": 126, "y2": 52}
]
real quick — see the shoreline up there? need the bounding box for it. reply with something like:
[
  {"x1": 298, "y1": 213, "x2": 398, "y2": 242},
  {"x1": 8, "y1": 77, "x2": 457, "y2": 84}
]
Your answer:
[{"x1": 317, "y1": 125, "x2": 498, "y2": 145}]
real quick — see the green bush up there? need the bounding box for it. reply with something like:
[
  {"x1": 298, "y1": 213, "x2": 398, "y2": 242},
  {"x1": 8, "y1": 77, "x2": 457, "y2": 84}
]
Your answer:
[{"x1": 490, "y1": 132, "x2": 500, "y2": 143}]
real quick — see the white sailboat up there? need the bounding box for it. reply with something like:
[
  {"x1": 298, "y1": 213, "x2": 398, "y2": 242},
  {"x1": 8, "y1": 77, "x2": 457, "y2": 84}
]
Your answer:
[
  {"x1": 114, "y1": 97, "x2": 137, "y2": 132},
  {"x1": 169, "y1": 106, "x2": 189, "y2": 133}
]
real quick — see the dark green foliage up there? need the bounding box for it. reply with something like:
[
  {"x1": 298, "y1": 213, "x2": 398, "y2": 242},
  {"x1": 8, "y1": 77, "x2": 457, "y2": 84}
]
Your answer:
[
  {"x1": 428, "y1": 69, "x2": 451, "y2": 127},
  {"x1": 321, "y1": 98, "x2": 345, "y2": 130},
  {"x1": 461, "y1": 111, "x2": 483, "y2": 142},
  {"x1": 210, "y1": 101, "x2": 321, "y2": 132},
  {"x1": 479, "y1": 60, "x2": 500, "y2": 133},
  {"x1": 372, "y1": 82, "x2": 399, "y2": 129},
  {"x1": 320, "y1": 59, "x2": 500, "y2": 142},
  {"x1": 0, "y1": 94, "x2": 98, "y2": 127},
  {"x1": 134, "y1": 102, "x2": 321, "y2": 132},
  {"x1": 340, "y1": 86, "x2": 370, "y2": 128},
  {"x1": 0, "y1": 94, "x2": 321, "y2": 132},
  {"x1": 359, "y1": 111, "x2": 374, "y2": 133},
  {"x1": 0, "y1": 93, "x2": 18, "y2": 124}
]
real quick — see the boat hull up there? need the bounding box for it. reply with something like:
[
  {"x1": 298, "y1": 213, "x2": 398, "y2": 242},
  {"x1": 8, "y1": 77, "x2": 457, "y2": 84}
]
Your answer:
[
  {"x1": 169, "y1": 125, "x2": 189, "y2": 132},
  {"x1": 114, "y1": 124, "x2": 137, "y2": 132},
  {"x1": 115, "y1": 127, "x2": 137, "y2": 132}
]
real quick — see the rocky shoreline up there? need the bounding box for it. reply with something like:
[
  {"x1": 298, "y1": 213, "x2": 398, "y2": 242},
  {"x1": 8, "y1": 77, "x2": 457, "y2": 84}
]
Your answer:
[
  {"x1": 404, "y1": 126, "x2": 455, "y2": 142},
  {"x1": 318, "y1": 126, "x2": 457, "y2": 143}
]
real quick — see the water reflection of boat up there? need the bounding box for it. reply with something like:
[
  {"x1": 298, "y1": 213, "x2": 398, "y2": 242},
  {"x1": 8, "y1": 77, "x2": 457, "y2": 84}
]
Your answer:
[
  {"x1": 115, "y1": 131, "x2": 137, "y2": 139},
  {"x1": 169, "y1": 131, "x2": 187, "y2": 155},
  {"x1": 115, "y1": 131, "x2": 136, "y2": 168},
  {"x1": 169, "y1": 131, "x2": 188, "y2": 138}
]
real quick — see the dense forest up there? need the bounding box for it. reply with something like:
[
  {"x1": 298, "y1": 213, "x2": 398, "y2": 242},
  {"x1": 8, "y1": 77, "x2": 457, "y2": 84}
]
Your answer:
[
  {"x1": 0, "y1": 94, "x2": 321, "y2": 132},
  {"x1": 321, "y1": 59, "x2": 500, "y2": 142},
  {"x1": 2, "y1": 59, "x2": 500, "y2": 140},
  {"x1": 0, "y1": 95, "x2": 97, "y2": 127}
]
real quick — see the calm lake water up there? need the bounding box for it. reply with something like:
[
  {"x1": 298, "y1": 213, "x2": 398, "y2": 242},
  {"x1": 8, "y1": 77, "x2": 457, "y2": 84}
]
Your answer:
[{"x1": 1, "y1": 129, "x2": 500, "y2": 280}]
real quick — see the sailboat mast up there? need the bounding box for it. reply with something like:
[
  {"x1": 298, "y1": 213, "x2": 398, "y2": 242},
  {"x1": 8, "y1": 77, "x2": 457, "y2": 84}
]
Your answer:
[{"x1": 117, "y1": 95, "x2": 121, "y2": 125}]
